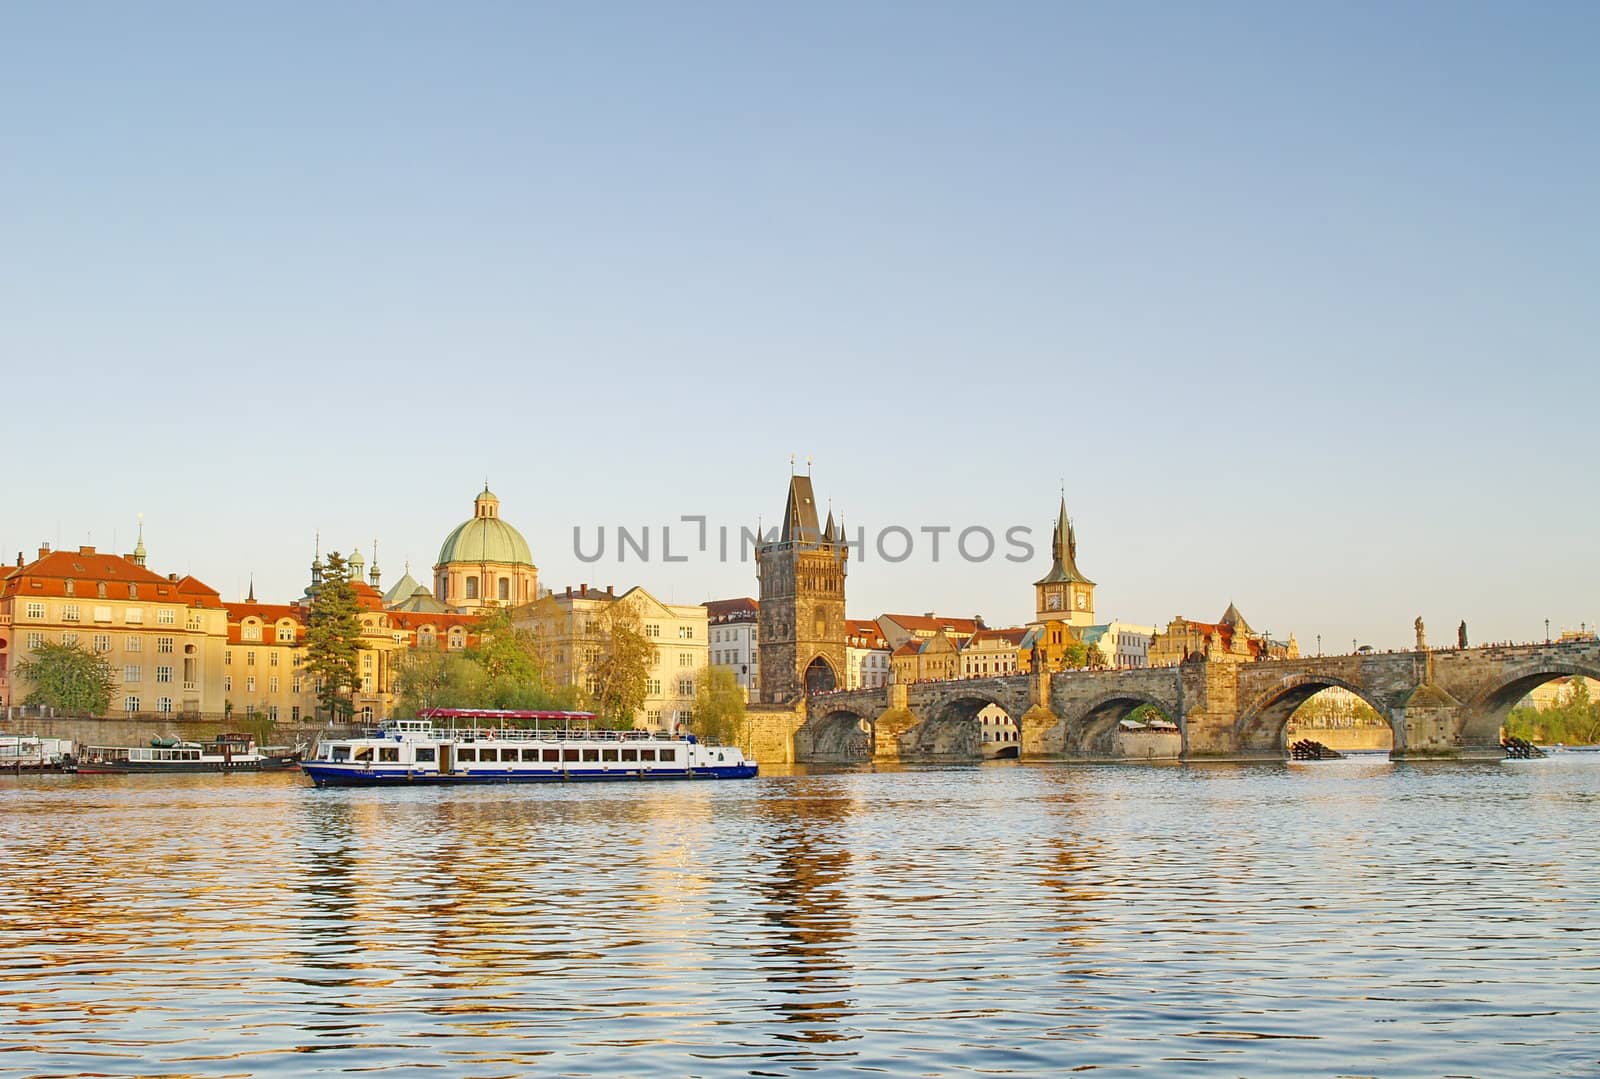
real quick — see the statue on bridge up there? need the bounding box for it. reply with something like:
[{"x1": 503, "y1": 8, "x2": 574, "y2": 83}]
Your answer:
[
  {"x1": 1415, "y1": 616, "x2": 1427, "y2": 651},
  {"x1": 1458, "y1": 620, "x2": 1468, "y2": 649}
]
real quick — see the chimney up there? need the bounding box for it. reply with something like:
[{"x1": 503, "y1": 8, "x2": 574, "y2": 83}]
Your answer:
[
  {"x1": 15, "y1": 552, "x2": 22, "y2": 567},
  {"x1": 580, "y1": 583, "x2": 588, "y2": 596},
  {"x1": 38, "y1": 544, "x2": 50, "y2": 559},
  {"x1": 607, "y1": 584, "x2": 614, "y2": 596},
  {"x1": 565, "y1": 585, "x2": 572, "y2": 598},
  {"x1": 79, "y1": 545, "x2": 95, "y2": 556},
  {"x1": 975, "y1": 615, "x2": 986, "y2": 629},
  {"x1": 924, "y1": 611, "x2": 935, "y2": 619}
]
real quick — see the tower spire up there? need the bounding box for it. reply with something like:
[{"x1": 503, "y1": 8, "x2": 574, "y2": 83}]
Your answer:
[
  {"x1": 247, "y1": 574, "x2": 255, "y2": 603},
  {"x1": 132, "y1": 513, "x2": 147, "y2": 567}
]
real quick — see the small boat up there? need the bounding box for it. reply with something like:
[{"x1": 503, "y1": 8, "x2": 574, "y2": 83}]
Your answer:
[
  {"x1": 301, "y1": 708, "x2": 758, "y2": 788},
  {"x1": 74, "y1": 733, "x2": 304, "y2": 774},
  {"x1": 0, "y1": 734, "x2": 76, "y2": 772}
]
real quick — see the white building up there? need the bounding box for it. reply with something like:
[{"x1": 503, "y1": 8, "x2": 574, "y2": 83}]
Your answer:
[
  {"x1": 517, "y1": 584, "x2": 707, "y2": 732},
  {"x1": 705, "y1": 597, "x2": 760, "y2": 701},
  {"x1": 959, "y1": 627, "x2": 1027, "y2": 680},
  {"x1": 845, "y1": 619, "x2": 892, "y2": 690},
  {"x1": 1082, "y1": 621, "x2": 1156, "y2": 668}
]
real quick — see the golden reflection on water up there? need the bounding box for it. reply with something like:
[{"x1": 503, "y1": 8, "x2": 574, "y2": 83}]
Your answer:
[{"x1": 2, "y1": 759, "x2": 1599, "y2": 1077}]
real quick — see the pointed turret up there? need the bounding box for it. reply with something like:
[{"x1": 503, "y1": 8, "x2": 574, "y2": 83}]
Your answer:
[
  {"x1": 780, "y1": 474, "x2": 822, "y2": 543},
  {"x1": 823, "y1": 507, "x2": 836, "y2": 544},
  {"x1": 369, "y1": 541, "x2": 381, "y2": 589},
  {"x1": 246, "y1": 575, "x2": 255, "y2": 603},
  {"x1": 310, "y1": 533, "x2": 324, "y2": 587},
  {"x1": 132, "y1": 515, "x2": 148, "y2": 567},
  {"x1": 1033, "y1": 495, "x2": 1094, "y2": 586},
  {"x1": 1218, "y1": 602, "x2": 1253, "y2": 635}
]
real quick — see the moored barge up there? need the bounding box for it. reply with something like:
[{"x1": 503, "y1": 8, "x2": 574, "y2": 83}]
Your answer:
[{"x1": 75, "y1": 733, "x2": 303, "y2": 774}]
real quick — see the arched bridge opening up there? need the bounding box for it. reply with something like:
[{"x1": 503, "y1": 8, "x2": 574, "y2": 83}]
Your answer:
[
  {"x1": 804, "y1": 709, "x2": 875, "y2": 764},
  {"x1": 1283, "y1": 686, "x2": 1395, "y2": 756},
  {"x1": 1066, "y1": 694, "x2": 1180, "y2": 759},
  {"x1": 1237, "y1": 676, "x2": 1396, "y2": 759},
  {"x1": 905, "y1": 696, "x2": 1017, "y2": 763},
  {"x1": 1464, "y1": 664, "x2": 1600, "y2": 748}
]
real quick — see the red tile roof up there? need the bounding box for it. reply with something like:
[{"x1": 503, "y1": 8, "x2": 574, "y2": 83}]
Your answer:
[
  {"x1": 880, "y1": 613, "x2": 982, "y2": 637},
  {"x1": 966, "y1": 627, "x2": 1027, "y2": 648},
  {"x1": 0, "y1": 548, "x2": 218, "y2": 604},
  {"x1": 704, "y1": 597, "x2": 759, "y2": 622}
]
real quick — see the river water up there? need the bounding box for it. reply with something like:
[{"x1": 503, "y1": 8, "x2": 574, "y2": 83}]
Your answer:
[{"x1": 2, "y1": 757, "x2": 1597, "y2": 1077}]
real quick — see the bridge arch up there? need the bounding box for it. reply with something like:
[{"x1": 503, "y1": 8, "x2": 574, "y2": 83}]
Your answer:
[
  {"x1": 803, "y1": 707, "x2": 875, "y2": 763},
  {"x1": 1061, "y1": 690, "x2": 1178, "y2": 758},
  {"x1": 904, "y1": 693, "x2": 1017, "y2": 762},
  {"x1": 1460, "y1": 659, "x2": 1600, "y2": 746},
  {"x1": 1235, "y1": 674, "x2": 1397, "y2": 756}
]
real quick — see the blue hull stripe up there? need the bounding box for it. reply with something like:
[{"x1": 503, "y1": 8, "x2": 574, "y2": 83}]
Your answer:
[{"x1": 302, "y1": 764, "x2": 758, "y2": 787}]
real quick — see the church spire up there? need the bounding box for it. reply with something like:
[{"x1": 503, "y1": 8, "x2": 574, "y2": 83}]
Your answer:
[
  {"x1": 132, "y1": 514, "x2": 147, "y2": 567},
  {"x1": 1033, "y1": 494, "x2": 1095, "y2": 587},
  {"x1": 246, "y1": 575, "x2": 255, "y2": 603}
]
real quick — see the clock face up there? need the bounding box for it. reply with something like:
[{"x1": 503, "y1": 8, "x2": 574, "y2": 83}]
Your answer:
[
  {"x1": 1076, "y1": 593, "x2": 1086, "y2": 609},
  {"x1": 1046, "y1": 593, "x2": 1062, "y2": 611}
]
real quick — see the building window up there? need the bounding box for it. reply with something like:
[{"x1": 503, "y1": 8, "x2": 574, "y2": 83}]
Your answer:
[
  {"x1": 291, "y1": 706, "x2": 300, "y2": 723},
  {"x1": 647, "y1": 678, "x2": 662, "y2": 695},
  {"x1": 498, "y1": 577, "x2": 510, "y2": 601},
  {"x1": 270, "y1": 677, "x2": 279, "y2": 692},
  {"x1": 362, "y1": 653, "x2": 373, "y2": 670},
  {"x1": 93, "y1": 634, "x2": 111, "y2": 652},
  {"x1": 243, "y1": 623, "x2": 261, "y2": 641},
  {"x1": 156, "y1": 697, "x2": 172, "y2": 714},
  {"x1": 61, "y1": 604, "x2": 80, "y2": 622},
  {"x1": 126, "y1": 635, "x2": 143, "y2": 652},
  {"x1": 679, "y1": 653, "x2": 693, "y2": 667},
  {"x1": 94, "y1": 605, "x2": 112, "y2": 622},
  {"x1": 465, "y1": 576, "x2": 479, "y2": 600},
  {"x1": 678, "y1": 625, "x2": 694, "y2": 639},
  {"x1": 64, "y1": 580, "x2": 75, "y2": 596},
  {"x1": 645, "y1": 624, "x2": 661, "y2": 638},
  {"x1": 156, "y1": 666, "x2": 173, "y2": 683},
  {"x1": 646, "y1": 709, "x2": 662, "y2": 726},
  {"x1": 224, "y1": 676, "x2": 232, "y2": 691},
  {"x1": 125, "y1": 696, "x2": 140, "y2": 713},
  {"x1": 270, "y1": 652, "x2": 279, "y2": 667},
  {"x1": 678, "y1": 678, "x2": 694, "y2": 696},
  {"x1": 158, "y1": 609, "x2": 176, "y2": 625},
  {"x1": 247, "y1": 651, "x2": 255, "y2": 666},
  {"x1": 26, "y1": 632, "x2": 44, "y2": 650},
  {"x1": 124, "y1": 665, "x2": 141, "y2": 682},
  {"x1": 246, "y1": 677, "x2": 255, "y2": 692},
  {"x1": 277, "y1": 625, "x2": 295, "y2": 643},
  {"x1": 156, "y1": 637, "x2": 173, "y2": 654},
  {"x1": 61, "y1": 633, "x2": 79, "y2": 647},
  {"x1": 292, "y1": 678, "x2": 302, "y2": 693},
  {"x1": 125, "y1": 607, "x2": 143, "y2": 624}
]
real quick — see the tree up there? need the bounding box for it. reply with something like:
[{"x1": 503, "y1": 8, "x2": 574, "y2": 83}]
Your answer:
[
  {"x1": 1085, "y1": 643, "x2": 1107, "y2": 670},
  {"x1": 394, "y1": 650, "x2": 485, "y2": 715},
  {"x1": 304, "y1": 551, "x2": 363, "y2": 722},
  {"x1": 692, "y1": 667, "x2": 747, "y2": 744},
  {"x1": 1058, "y1": 639, "x2": 1089, "y2": 670},
  {"x1": 587, "y1": 600, "x2": 656, "y2": 727},
  {"x1": 14, "y1": 641, "x2": 117, "y2": 716},
  {"x1": 1505, "y1": 677, "x2": 1600, "y2": 745}
]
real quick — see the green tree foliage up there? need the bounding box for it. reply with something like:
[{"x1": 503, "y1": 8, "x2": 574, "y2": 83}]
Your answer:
[
  {"x1": 692, "y1": 667, "x2": 747, "y2": 744},
  {"x1": 1127, "y1": 703, "x2": 1171, "y2": 725},
  {"x1": 393, "y1": 610, "x2": 582, "y2": 717},
  {"x1": 1058, "y1": 639, "x2": 1089, "y2": 669},
  {"x1": 588, "y1": 601, "x2": 656, "y2": 727},
  {"x1": 1085, "y1": 643, "x2": 1107, "y2": 670},
  {"x1": 1505, "y1": 678, "x2": 1600, "y2": 745},
  {"x1": 1287, "y1": 692, "x2": 1391, "y2": 729},
  {"x1": 304, "y1": 551, "x2": 363, "y2": 722},
  {"x1": 14, "y1": 641, "x2": 117, "y2": 716}
]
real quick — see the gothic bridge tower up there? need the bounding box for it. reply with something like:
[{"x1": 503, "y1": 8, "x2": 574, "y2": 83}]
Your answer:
[{"x1": 757, "y1": 472, "x2": 847, "y2": 704}]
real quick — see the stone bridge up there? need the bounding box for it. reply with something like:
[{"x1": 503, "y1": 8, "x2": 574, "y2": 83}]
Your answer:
[{"x1": 794, "y1": 639, "x2": 1600, "y2": 764}]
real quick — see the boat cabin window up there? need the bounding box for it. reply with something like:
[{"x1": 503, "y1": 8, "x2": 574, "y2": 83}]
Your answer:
[
  {"x1": 621, "y1": 748, "x2": 638, "y2": 762},
  {"x1": 457, "y1": 748, "x2": 477, "y2": 762},
  {"x1": 602, "y1": 748, "x2": 619, "y2": 762},
  {"x1": 379, "y1": 747, "x2": 399, "y2": 763},
  {"x1": 414, "y1": 747, "x2": 436, "y2": 763},
  {"x1": 330, "y1": 745, "x2": 351, "y2": 762},
  {"x1": 640, "y1": 749, "x2": 657, "y2": 762},
  {"x1": 499, "y1": 748, "x2": 518, "y2": 762},
  {"x1": 353, "y1": 746, "x2": 373, "y2": 762},
  {"x1": 562, "y1": 748, "x2": 580, "y2": 763},
  {"x1": 659, "y1": 749, "x2": 676, "y2": 763},
  {"x1": 520, "y1": 748, "x2": 539, "y2": 762},
  {"x1": 542, "y1": 748, "x2": 560, "y2": 763},
  {"x1": 579, "y1": 748, "x2": 596, "y2": 762}
]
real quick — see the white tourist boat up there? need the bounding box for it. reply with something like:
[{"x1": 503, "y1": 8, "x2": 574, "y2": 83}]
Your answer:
[
  {"x1": 302, "y1": 708, "x2": 758, "y2": 787},
  {"x1": 0, "y1": 735, "x2": 75, "y2": 772}
]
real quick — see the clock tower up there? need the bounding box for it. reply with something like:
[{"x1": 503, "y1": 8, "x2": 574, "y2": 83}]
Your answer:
[{"x1": 1033, "y1": 495, "x2": 1095, "y2": 627}]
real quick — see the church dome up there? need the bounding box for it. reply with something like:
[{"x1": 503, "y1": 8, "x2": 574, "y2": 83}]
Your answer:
[{"x1": 436, "y1": 486, "x2": 535, "y2": 567}]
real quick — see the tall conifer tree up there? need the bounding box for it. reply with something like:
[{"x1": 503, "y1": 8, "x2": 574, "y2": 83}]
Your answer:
[{"x1": 305, "y1": 551, "x2": 363, "y2": 721}]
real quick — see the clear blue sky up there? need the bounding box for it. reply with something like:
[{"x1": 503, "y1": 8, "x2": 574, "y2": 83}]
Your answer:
[{"x1": 3, "y1": 2, "x2": 1596, "y2": 650}]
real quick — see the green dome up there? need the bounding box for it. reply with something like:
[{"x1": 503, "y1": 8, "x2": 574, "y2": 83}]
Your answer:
[{"x1": 437, "y1": 517, "x2": 534, "y2": 566}]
